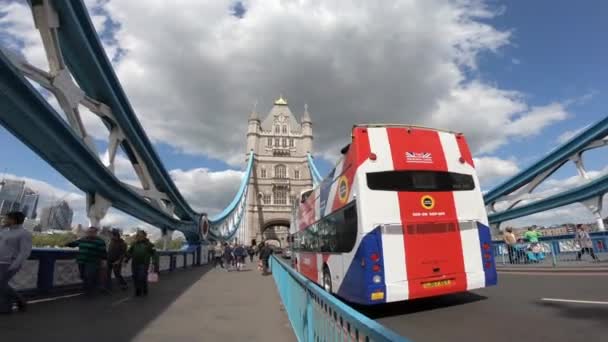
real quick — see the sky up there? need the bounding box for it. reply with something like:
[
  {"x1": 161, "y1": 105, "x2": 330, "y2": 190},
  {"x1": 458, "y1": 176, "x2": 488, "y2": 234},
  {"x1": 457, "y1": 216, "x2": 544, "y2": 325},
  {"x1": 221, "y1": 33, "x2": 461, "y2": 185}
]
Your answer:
[{"x1": 0, "y1": 0, "x2": 607, "y2": 237}]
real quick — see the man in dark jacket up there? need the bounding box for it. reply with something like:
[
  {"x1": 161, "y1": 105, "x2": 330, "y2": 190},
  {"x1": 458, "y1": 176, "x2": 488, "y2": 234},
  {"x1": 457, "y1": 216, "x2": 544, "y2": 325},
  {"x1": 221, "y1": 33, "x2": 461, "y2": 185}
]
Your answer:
[
  {"x1": 66, "y1": 227, "x2": 107, "y2": 296},
  {"x1": 258, "y1": 241, "x2": 274, "y2": 275},
  {"x1": 106, "y1": 229, "x2": 128, "y2": 291},
  {"x1": 124, "y1": 230, "x2": 158, "y2": 297}
]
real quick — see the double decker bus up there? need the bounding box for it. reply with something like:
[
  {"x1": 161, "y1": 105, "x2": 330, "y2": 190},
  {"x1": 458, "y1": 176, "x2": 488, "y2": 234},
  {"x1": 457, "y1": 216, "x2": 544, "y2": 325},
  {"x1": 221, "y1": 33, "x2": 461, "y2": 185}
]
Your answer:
[{"x1": 290, "y1": 124, "x2": 497, "y2": 305}]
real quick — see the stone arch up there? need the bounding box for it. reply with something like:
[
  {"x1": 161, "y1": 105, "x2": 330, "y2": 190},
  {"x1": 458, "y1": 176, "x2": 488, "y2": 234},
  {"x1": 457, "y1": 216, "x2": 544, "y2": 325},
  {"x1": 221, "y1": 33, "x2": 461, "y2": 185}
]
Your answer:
[{"x1": 262, "y1": 219, "x2": 290, "y2": 248}]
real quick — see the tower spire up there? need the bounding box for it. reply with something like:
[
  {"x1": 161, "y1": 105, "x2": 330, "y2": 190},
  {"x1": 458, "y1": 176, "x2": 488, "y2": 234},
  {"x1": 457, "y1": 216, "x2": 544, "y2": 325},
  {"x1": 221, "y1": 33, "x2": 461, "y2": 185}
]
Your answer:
[
  {"x1": 249, "y1": 99, "x2": 259, "y2": 120},
  {"x1": 302, "y1": 103, "x2": 311, "y2": 123}
]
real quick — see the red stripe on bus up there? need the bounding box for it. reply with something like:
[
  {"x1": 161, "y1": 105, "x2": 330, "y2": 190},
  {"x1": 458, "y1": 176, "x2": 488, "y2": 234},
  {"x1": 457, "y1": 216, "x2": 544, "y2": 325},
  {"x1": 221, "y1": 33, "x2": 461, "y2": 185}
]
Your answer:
[
  {"x1": 455, "y1": 134, "x2": 475, "y2": 167},
  {"x1": 385, "y1": 127, "x2": 467, "y2": 299}
]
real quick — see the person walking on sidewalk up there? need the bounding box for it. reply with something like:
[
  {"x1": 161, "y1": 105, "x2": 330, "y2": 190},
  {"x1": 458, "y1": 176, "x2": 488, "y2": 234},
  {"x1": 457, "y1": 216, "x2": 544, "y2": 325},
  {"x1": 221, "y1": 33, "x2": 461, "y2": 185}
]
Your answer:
[
  {"x1": 66, "y1": 226, "x2": 107, "y2": 296},
  {"x1": 106, "y1": 229, "x2": 128, "y2": 291},
  {"x1": 125, "y1": 230, "x2": 158, "y2": 297},
  {"x1": 503, "y1": 228, "x2": 517, "y2": 264},
  {"x1": 0, "y1": 211, "x2": 32, "y2": 314},
  {"x1": 575, "y1": 224, "x2": 599, "y2": 261},
  {"x1": 258, "y1": 241, "x2": 274, "y2": 275}
]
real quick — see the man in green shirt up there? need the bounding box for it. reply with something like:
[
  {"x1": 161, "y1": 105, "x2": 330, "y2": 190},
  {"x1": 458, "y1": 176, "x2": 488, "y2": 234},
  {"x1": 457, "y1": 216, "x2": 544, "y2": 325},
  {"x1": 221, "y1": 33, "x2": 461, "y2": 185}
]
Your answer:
[
  {"x1": 523, "y1": 227, "x2": 541, "y2": 243},
  {"x1": 66, "y1": 227, "x2": 107, "y2": 296}
]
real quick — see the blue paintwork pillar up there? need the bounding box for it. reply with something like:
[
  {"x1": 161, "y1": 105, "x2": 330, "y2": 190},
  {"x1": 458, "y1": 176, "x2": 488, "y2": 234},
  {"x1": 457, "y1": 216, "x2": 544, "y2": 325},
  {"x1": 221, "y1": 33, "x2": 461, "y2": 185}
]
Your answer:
[{"x1": 37, "y1": 256, "x2": 56, "y2": 294}]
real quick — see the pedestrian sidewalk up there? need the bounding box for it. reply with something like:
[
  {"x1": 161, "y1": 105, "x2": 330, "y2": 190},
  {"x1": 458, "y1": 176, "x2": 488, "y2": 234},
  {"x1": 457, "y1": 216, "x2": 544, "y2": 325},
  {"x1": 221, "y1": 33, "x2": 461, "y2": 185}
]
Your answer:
[{"x1": 0, "y1": 262, "x2": 295, "y2": 342}]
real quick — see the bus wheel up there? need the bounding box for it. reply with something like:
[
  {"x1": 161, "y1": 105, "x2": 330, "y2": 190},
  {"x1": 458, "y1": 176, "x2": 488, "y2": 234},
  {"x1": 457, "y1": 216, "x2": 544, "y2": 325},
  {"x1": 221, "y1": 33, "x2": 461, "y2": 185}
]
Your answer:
[{"x1": 322, "y1": 267, "x2": 333, "y2": 294}]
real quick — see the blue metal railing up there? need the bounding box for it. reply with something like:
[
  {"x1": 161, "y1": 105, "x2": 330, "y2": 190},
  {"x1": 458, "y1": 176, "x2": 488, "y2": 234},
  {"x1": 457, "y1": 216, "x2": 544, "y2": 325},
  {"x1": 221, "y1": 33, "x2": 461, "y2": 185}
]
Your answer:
[
  {"x1": 492, "y1": 232, "x2": 608, "y2": 266},
  {"x1": 269, "y1": 256, "x2": 409, "y2": 342},
  {"x1": 14, "y1": 247, "x2": 205, "y2": 298}
]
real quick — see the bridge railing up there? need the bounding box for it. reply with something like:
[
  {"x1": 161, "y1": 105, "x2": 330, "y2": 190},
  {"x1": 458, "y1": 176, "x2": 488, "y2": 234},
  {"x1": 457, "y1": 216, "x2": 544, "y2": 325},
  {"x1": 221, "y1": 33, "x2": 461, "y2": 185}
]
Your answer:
[
  {"x1": 10, "y1": 247, "x2": 208, "y2": 298},
  {"x1": 269, "y1": 256, "x2": 408, "y2": 342},
  {"x1": 492, "y1": 232, "x2": 608, "y2": 266}
]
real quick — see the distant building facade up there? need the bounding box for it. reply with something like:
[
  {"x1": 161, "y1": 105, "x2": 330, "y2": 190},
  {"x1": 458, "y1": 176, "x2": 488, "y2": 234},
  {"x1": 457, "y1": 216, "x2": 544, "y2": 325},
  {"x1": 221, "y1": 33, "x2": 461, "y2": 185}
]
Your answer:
[
  {"x1": 245, "y1": 96, "x2": 314, "y2": 246},
  {"x1": 0, "y1": 179, "x2": 39, "y2": 219},
  {"x1": 40, "y1": 200, "x2": 73, "y2": 230}
]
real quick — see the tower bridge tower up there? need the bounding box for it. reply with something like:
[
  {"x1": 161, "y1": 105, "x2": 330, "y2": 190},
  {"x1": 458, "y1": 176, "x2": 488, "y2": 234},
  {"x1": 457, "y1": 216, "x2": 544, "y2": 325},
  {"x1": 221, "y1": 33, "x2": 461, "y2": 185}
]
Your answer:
[{"x1": 245, "y1": 96, "x2": 314, "y2": 246}]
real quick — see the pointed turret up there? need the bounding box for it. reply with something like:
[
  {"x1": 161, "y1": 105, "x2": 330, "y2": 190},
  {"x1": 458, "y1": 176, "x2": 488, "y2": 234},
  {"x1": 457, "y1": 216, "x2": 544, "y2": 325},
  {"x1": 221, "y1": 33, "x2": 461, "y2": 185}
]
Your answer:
[
  {"x1": 247, "y1": 101, "x2": 260, "y2": 153},
  {"x1": 301, "y1": 104, "x2": 313, "y2": 153}
]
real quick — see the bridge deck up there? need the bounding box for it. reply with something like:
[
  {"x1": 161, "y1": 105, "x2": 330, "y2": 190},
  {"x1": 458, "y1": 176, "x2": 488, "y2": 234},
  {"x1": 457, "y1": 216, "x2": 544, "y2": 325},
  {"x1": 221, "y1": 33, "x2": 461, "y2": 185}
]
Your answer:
[{"x1": 0, "y1": 262, "x2": 295, "y2": 342}]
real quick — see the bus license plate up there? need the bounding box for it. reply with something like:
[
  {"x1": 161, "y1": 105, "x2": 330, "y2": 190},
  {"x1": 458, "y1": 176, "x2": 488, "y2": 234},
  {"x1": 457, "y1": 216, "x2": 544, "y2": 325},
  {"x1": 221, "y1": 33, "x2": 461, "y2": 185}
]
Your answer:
[{"x1": 422, "y1": 279, "x2": 452, "y2": 289}]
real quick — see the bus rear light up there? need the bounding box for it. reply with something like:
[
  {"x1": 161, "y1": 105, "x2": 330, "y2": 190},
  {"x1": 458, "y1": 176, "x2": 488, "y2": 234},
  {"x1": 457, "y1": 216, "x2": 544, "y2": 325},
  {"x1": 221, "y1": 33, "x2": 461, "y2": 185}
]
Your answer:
[
  {"x1": 484, "y1": 262, "x2": 492, "y2": 269},
  {"x1": 484, "y1": 253, "x2": 491, "y2": 260},
  {"x1": 370, "y1": 253, "x2": 380, "y2": 262},
  {"x1": 482, "y1": 243, "x2": 490, "y2": 251},
  {"x1": 369, "y1": 153, "x2": 377, "y2": 161},
  {"x1": 372, "y1": 275, "x2": 382, "y2": 284},
  {"x1": 372, "y1": 264, "x2": 381, "y2": 272},
  {"x1": 459, "y1": 157, "x2": 465, "y2": 164}
]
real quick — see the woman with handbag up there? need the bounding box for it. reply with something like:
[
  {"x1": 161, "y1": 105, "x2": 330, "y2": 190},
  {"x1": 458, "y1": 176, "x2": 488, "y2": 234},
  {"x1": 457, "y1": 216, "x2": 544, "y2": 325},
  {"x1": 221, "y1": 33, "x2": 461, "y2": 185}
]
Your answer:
[{"x1": 124, "y1": 230, "x2": 158, "y2": 297}]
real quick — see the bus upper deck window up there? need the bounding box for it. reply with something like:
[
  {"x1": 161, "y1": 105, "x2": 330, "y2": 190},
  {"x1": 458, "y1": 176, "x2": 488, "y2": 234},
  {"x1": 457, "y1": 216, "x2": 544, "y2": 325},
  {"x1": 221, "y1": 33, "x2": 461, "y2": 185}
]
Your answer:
[{"x1": 366, "y1": 170, "x2": 475, "y2": 192}]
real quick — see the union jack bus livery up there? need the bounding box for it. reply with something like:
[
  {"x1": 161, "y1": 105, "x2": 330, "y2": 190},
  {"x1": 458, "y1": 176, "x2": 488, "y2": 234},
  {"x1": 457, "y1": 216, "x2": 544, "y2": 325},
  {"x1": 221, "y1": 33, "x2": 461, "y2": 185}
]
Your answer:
[{"x1": 290, "y1": 124, "x2": 497, "y2": 305}]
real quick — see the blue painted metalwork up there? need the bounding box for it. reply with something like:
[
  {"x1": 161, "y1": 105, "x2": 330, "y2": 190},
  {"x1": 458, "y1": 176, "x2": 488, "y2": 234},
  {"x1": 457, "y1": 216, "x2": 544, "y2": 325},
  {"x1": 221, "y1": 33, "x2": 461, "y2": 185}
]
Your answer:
[
  {"x1": 52, "y1": 0, "x2": 197, "y2": 220},
  {"x1": 484, "y1": 115, "x2": 608, "y2": 205},
  {"x1": 488, "y1": 172, "x2": 608, "y2": 224},
  {"x1": 306, "y1": 153, "x2": 323, "y2": 186},
  {"x1": 19, "y1": 248, "x2": 198, "y2": 298},
  {"x1": 0, "y1": 50, "x2": 199, "y2": 240},
  {"x1": 269, "y1": 256, "x2": 409, "y2": 342}
]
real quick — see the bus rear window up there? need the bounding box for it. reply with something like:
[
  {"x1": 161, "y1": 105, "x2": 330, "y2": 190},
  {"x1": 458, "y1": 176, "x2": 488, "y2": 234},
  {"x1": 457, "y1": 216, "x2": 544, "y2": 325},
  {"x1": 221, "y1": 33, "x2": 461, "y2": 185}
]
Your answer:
[{"x1": 366, "y1": 170, "x2": 475, "y2": 191}]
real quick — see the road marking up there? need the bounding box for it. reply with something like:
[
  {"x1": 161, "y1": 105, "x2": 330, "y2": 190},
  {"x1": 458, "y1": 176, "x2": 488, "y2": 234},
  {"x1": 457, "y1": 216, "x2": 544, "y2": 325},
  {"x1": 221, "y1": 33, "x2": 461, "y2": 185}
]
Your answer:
[
  {"x1": 541, "y1": 298, "x2": 608, "y2": 305},
  {"x1": 27, "y1": 293, "x2": 83, "y2": 304},
  {"x1": 111, "y1": 297, "x2": 131, "y2": 306}
]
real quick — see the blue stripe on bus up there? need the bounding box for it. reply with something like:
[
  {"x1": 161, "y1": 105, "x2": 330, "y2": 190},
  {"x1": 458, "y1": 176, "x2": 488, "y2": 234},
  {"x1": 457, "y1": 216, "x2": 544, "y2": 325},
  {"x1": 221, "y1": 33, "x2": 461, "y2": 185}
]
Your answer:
[
  {"x1": 338, "y1": 226, "x2": 387, "y2": 305},
  {"x1": 477, "y1": 222, "x2": 497, "y2": 287}
]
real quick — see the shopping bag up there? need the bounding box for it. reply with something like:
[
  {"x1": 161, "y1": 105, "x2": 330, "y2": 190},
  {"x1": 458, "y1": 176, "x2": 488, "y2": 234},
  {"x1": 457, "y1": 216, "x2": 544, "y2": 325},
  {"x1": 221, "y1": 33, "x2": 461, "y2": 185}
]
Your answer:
[{"x1": 148, "y1": 270, "x2": 159, "y2": 283}]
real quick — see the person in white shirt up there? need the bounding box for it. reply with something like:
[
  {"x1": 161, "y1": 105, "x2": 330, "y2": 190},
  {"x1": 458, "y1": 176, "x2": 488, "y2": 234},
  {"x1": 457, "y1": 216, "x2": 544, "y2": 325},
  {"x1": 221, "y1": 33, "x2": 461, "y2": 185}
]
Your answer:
[{"x1": 0, "y1": 211, "x2": 32, "y2": 314}]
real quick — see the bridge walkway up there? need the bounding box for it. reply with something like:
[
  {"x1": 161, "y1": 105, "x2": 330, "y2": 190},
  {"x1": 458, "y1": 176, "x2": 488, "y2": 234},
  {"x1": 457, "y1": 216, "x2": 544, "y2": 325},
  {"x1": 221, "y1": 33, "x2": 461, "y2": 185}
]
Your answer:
[{"x1": 0, "y1": 261, "x2": 295, "y2": 342}]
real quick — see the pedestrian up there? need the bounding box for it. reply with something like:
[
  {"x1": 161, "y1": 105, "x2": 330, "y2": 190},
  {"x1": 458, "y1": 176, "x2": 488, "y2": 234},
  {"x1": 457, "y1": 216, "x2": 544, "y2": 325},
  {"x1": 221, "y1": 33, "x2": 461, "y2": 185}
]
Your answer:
[
  {"x1": 575, "y1": 225, "x2": 598, "y2": 261},
  {"x1": 124, "y1": 230, "x2": 158, "y2": 297},
  {"x1": 66, "y1": 226, "x2": 107, "y2": 296},
  {"x1": 223, "y1": 242, "x2": 233, "y2": 271},
  {"x1": 234, "y1": 244, "x2": 246, "y2": 271},
  {"x1": 213, "y1": 243, "x2": 224, "y2": 269},
  {"x1": 503, "y1": 227, "x2": 517, "y2": 264},
  {"x1": 247, "y1": 244, "x2": 255, "y2": 263},
  {"x1": 258, "y1": 241, "x2": 274, "y2": 275},
  {"x1": 0, "y1": 211, "x2": 32, "y2": 314},
  {"x1": 106, "y1": 229, "x2": 128, "y2": 291}
]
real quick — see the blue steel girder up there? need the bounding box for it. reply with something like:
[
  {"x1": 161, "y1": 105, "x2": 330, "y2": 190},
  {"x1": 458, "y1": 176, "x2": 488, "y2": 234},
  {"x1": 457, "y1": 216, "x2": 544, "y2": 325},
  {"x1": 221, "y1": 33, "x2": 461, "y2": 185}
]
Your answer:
[
  {"x1": 488, "y1": 173, "x2": 608, "y2": 224},
  {"x1": 484, "y1": 115, "x2": 608, "y2": 228},
  {"x1": 307, "y1": 153, "x2": 323, "y2": 186},
  {"x1": 0, "y1": 49, "x2": 200, "y2": 241},
  {"x1": 48, "y1": 0, "x2": 197, "y2": 221},
  {"x1": 484, "y1": 115, "x2": 608, "y2": 205}
]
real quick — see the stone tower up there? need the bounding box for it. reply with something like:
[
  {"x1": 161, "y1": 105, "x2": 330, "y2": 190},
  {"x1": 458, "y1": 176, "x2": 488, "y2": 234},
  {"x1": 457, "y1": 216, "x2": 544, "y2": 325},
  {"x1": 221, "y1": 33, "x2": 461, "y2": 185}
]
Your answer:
[{"x1": 245, "y1": 96, "x2": 314, "y2": 246}]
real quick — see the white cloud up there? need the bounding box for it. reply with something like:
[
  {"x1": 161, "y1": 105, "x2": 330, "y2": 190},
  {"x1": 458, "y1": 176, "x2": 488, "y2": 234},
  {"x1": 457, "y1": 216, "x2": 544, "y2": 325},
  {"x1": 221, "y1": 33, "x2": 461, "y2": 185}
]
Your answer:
[
  {"x1": 474, "y1": 156, "x2": 520, "y2": 186},
  {"x1": 2, "y1": 1, "x2": 570, "y2": 166},
  {"x1": 556, "y1": 124, "x2": 590, "y2": 144},
  {"x1": 169, "y1": 167, "x2": 244, "y2": 216}
]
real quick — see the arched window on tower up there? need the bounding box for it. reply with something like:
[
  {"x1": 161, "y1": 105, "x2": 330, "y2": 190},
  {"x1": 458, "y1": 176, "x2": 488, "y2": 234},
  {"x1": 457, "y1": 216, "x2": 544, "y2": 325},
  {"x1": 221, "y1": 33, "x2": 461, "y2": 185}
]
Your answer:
[
  {"x1": 282, "y1": 138, "x2": 287, "y2": 147},
  {"x1": 275, "y1": 125, "x2": 280, "y2": 134},
  {"x1": 282, "y1": 125, "x2": 287, "y2": 134},
  {"x1": 275, "y1": 164, "x2": 287, "y2": 179},
  {"x1": 289, "y1": 138, "x2": 294, "y2": 147},
  {"x1": 267, "y1": 137, "x2": 272, "y2": 147},
  {"x1": 263, "y1": 193, "x2": 271, "y2": 204},
  {"x1": 274, "y1": 138, "x2": 279, "y2": 146},
  {"x1": 260, "y1": 168, "x2": 266, "y2": 178},
  {"x1": 273, "y1": 187, "x2": 287, "y2": 205},
  {"x1": 294, "y1": 169, "x2": 300, "y2": 179}
]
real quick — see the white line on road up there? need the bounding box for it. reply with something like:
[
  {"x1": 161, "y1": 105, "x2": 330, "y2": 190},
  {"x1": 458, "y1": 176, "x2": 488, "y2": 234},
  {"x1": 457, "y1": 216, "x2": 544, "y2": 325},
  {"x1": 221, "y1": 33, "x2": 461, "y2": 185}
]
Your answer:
[
  {"x1": 541, "y1": 298, "x2": 608, "y2": 305},
  {"x1": 111, "y1": 297, "x2": 132, "y2": 306},
  {"x1": 27, "y1": 293, "x2": 83, "y2": 304}
]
